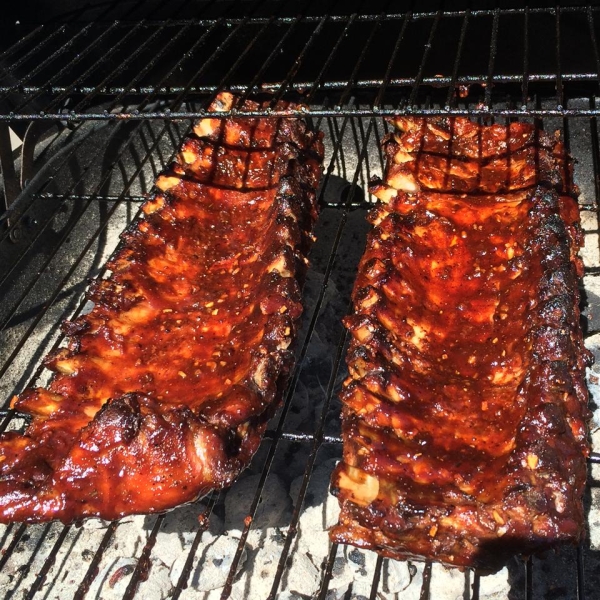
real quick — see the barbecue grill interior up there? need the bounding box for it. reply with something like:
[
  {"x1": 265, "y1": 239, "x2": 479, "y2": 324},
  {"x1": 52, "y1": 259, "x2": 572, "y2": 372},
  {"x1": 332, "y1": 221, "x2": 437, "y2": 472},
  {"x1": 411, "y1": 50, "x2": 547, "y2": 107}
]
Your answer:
[{"x1": 1, "y1": 1, "x2": 600, "y2": 599}]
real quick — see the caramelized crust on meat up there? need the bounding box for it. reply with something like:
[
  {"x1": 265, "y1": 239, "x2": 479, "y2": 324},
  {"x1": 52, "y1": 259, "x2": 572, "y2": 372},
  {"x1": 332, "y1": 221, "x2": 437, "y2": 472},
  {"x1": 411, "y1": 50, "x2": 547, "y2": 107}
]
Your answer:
[
  {"x1": 390, "y1": 116, "x2": 559, "y2": 159},
  {"x1": 331, "y1": 117, "x2": 590, "y2": 570},
  {"x1": 0, "y1": 93, "x2": 323, "y2": 523},
  {"x1": 380, "y1": 117, "x2": 570, "y2": 195}
]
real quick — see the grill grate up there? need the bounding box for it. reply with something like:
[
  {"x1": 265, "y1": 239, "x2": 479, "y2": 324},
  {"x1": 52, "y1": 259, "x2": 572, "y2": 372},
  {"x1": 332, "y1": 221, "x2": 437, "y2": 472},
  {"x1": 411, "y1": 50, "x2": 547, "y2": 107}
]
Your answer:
[
  {"x1": 3, "y1": 4, "x2": 600, "y2": 119},
  {"x1": 1, "y1": 109, "x2": 600, "y2": 600},
  {"x1": 1, "y1": 1, "x2": 600, "y2": 599}
]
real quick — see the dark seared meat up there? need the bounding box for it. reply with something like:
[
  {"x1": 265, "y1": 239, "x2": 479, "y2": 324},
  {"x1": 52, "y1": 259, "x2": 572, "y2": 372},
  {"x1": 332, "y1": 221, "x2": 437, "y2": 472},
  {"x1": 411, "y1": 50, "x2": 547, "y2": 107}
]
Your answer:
[
  {"x1": 381, "y1": 118, "x2": 569, "y2": 195},
  {"x1": 389, "y1": 116, "x2": 559, "y2": 159},
  {"x1": 383, "y1": 142, "x2": 565, "y2": 194},
  {"x1": 0, "y1": 93, "x2": 323, "y2": 523},
  {"x1": 330, "y1": 117, "x2": 590, "y2": 570}
]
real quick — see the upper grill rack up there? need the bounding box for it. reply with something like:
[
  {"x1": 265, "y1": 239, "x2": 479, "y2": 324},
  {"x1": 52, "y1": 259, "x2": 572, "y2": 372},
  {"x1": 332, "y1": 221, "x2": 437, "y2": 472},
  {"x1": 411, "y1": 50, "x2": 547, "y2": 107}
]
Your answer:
[{"x1": 3, "y1": 4, "x2": 600, "y2": 120}]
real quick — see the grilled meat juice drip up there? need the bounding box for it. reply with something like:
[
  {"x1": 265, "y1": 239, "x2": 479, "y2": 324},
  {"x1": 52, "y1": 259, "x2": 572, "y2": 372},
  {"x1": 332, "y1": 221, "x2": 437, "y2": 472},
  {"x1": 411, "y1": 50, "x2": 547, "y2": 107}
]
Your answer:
[
  {"x1": 0, "y1": 93, "x2": 323, "y2": 522},
  {"x1": 330, "y1": 117, "x2": 591, "y2": 570}
]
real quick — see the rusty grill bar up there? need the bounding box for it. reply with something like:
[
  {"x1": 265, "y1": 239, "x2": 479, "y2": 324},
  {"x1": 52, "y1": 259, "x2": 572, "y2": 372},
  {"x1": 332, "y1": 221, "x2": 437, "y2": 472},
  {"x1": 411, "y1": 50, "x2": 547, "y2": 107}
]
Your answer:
[{"x1": 1, "y1": 1, "x2": 600, "y2": 599}]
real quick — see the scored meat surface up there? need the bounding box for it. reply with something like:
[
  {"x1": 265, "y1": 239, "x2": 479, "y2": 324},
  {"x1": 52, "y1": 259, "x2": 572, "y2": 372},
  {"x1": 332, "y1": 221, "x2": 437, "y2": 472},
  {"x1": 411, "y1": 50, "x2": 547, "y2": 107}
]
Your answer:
[
  {"x1": 0, "y1": 93, "x2": 323, "y2": 523},
  {"x1": 330, "y1": 117, "x2": 591, "y2": 569}
]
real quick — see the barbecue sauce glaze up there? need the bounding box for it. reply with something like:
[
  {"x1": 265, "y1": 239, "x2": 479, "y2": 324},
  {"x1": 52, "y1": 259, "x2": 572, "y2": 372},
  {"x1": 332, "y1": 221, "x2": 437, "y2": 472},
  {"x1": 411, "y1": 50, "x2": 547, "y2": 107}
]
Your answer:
[{"x1": 331, "y1": 117, "x2": 591, "y2": 570}]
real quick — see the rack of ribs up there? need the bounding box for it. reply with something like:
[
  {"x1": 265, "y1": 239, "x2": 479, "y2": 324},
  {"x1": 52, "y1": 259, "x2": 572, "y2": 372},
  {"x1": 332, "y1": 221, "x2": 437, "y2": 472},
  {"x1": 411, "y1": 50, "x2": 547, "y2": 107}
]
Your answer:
[
  {"x1": 0, "y1": 92, "x2": 323, "y2": 523},
  {"x1": 330, "y1": 117, "x2": 591, "y2": 570}
]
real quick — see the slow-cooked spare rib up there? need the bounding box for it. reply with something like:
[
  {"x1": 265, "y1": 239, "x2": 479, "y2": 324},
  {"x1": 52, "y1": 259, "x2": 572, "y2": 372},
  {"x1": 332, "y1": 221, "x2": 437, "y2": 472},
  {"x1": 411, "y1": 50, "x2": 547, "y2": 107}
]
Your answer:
[
  {"x1": 0, "y1": 92, "x2": 323, "y2": 523},
  {"x1": 331, "y1": 117, "x2": 591, "y2": 569}
]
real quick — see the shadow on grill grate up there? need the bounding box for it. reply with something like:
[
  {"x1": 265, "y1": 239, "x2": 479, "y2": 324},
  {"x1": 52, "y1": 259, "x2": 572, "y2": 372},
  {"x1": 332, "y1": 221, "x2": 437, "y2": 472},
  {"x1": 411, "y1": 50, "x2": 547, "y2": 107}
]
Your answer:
[{"x1": 1, "y1": 1, "x2": 600, "y2": 599}]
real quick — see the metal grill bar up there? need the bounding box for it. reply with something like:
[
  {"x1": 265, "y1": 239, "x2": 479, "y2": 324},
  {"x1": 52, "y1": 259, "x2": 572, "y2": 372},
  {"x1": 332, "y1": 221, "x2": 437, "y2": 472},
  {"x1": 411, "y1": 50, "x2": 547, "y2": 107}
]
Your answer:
[
  {"x1": 8, "y1": 6, "x2": 600, "y2": 31},
  {"x1": 472, "y1": 571, "x2": 480, "y2": 600},
  {"x1": 407, "y1": 9, "x2": 440, "y2": 109},
  {"x1": 369, "y1": 554, "x2": 384, "y2": 600},
  {"x1": 522, "y1": 5, "x2": 530, "y2": 109},
  {"x1": 420, "y1": 561, "x2": 432, "y2": 600},
  {"x1": 122, "y1": 515, "x2": 164, "y2": 600},
  {"x1": 373, "y1": 8, "x2": 412, "y2": 109},
  {"x1": 24, "y1": 525, "x2": 72, "y2": 600},
  {"x1": 444, "y1": 8, "x2": 469, "y2": 109},
  {"x1": 0, "y1": 523, "x2": 27, "y2": 571},
  {"x1": 31, "y1": 193, "x2": 148, "y2": 203},
  {"x1": 7, "y1": 69, "x2": 598, "y2": 98},
  {"x1": 170, "y1": 493, "x2": 220, "y2": 600},
  {"x1": 317, "y1": 542, "x2": 338, "y2": 599},
  {"x1": 73, "y1": 522, "x2": 119, "y2": 600},
  {"x1": 8, "y1": 70, "x2": 600, "y2": 97},
  {"x1": 484, "y1": 8, "x2": 500, "y2": 109},
  {"x1": 13, "y1": 103, "x2": 600, "y2": 122},
  {"x1": 556, "y1": 7, "x2": 565, "y2": 110}
]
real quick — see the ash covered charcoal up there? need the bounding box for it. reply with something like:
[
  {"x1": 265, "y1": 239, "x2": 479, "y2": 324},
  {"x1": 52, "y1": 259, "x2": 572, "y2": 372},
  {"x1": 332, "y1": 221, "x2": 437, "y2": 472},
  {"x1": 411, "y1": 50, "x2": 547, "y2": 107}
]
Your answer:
[
  {"x1": 280, "y1": 551, "x2": 321, "y2": 596},
  {"x1": 170, "y1": 534, "x2": 247, "y2": 593},
  {"x1": 153, "y1": 502, "x2": 224, "y2": 570},
  {"x1": 475, "y1": 567, "x2": 513, "y2": 598},
  {"x1": 225, "y1": 473, "x2": 292, "y2": 530},
  {"x1": 328, "y1": 546, "x2": 414, "y2": 598},
  {"x1": 0, "y1": 514, "x2": 168, "y2": 598},
  {"x1": 88, "y1": 556, "x2": 171, "y2": 600},
  {"x1": 289, "y1": 458, "x2": 340, "y2": 560},
  {"x1": 161, "y1": 475, "x2": 292, "y2": 597},
  {"x1": 225, "y1": 528, "x2": 289, "y2": 598}
]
